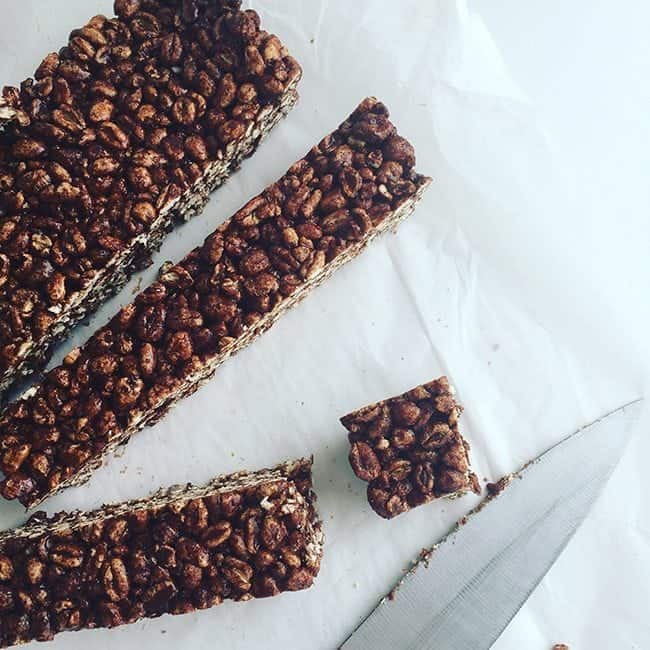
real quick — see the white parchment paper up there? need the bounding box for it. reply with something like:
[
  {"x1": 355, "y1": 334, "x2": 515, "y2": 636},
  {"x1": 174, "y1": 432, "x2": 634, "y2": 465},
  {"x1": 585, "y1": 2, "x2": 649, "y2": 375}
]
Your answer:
[{"x1": 1, "y1": 1, "x2": 648, "y2": 648}]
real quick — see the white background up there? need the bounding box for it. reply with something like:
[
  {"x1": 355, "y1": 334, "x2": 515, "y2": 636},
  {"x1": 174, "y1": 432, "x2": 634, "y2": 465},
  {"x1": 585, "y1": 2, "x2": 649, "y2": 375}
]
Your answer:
[{"x1": 1, "y1": 1, "x2": 649, "y2": 648}]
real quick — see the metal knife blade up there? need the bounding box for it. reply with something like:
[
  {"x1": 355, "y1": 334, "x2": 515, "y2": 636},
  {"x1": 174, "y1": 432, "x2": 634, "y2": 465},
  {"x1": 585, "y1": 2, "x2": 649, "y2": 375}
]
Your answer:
[{"x1": 342, "y1": 399, "x2": 643, "y2": 650}]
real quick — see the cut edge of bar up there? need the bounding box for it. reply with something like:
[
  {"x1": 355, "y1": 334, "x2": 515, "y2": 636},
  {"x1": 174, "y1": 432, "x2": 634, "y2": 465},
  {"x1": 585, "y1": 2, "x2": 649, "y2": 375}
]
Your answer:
[{"x1": 0, "y1": 98, "x2": 17, "y2": 125}]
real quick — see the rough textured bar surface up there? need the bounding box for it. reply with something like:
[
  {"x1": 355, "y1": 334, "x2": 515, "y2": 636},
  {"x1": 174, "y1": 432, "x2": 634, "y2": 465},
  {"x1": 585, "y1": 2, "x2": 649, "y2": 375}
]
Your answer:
[
  {"x1": 342, "y1": 377, "x2": 479, "y2": 519},
  {"x1": 0, "y1": 97, "x2": 431, "y2": 508},
  {"x1": 0, "y1": 0, "x2": 301, "y2": 397},
  {"x1": 0, "y1": 457, "x2": 322, "y2": 647}
]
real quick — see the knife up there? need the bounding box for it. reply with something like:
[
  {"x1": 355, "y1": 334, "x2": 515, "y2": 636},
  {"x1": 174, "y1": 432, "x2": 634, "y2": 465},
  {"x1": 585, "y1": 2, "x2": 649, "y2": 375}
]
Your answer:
[{"x1": 341, "y1": 399, "x2": 643, "y2": 650}]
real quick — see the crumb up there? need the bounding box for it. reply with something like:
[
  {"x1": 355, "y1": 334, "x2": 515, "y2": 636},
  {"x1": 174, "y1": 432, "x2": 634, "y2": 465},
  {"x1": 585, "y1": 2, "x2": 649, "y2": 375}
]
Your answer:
[
  {"x1": 459, "y1": 516, "x2": 468, "y2": 526},
  {"x1": 470, "y1": 473, "x2": 481, "y2": 494},
  {"x1": 486, "y1": 475, "x2": 512, "y2": 497},
  {"x1": 388, "y1": 589, "x2": 397, "y2": 601},
  {"x1": 552, "y1": 645, "x2": 569, "y2": 650},
  {"x1": 132, "y1": 277, "x2": 143, "y2": 294},
  {"x1": 310, "y1": 37, "x2": 315, "y2": 44}
]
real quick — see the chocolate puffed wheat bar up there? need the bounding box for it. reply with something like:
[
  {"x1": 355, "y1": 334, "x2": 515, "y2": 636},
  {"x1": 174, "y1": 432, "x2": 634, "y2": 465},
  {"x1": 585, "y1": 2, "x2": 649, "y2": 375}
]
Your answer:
[
  {"x1": 342, "y1": 377, "x2": 479, "y2": 519},
  {"x1": 0, "y1": 0, "x2": 301, "y2": 397},
  {"x1": 0, "y1": 97, "x2": 431, "y2": 508},
  {"x1": 0, "y1": 457, "x2": 322, "y2": 647}
]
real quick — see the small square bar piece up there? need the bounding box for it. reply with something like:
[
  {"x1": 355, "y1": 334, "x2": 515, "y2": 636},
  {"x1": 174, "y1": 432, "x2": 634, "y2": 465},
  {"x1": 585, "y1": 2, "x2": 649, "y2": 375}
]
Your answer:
[{"x1": 341, "y1": 377, "x2": 479, "y2": 519}]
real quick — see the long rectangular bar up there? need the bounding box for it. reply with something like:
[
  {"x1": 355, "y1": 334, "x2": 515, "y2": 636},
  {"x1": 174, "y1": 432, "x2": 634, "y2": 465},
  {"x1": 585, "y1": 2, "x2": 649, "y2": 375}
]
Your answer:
[
  {"x1": 0, "y1": 97, "x2": 431, "y2": 507},
  {"x1": 0, "y1": 457, "x2": 322, "y2": 647}
]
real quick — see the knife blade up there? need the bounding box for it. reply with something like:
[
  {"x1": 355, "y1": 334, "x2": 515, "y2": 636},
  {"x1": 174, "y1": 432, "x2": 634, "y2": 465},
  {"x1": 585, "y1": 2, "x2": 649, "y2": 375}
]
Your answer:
[{"x1": 342, "y1": 399, "x2": 643, "y2": 650}]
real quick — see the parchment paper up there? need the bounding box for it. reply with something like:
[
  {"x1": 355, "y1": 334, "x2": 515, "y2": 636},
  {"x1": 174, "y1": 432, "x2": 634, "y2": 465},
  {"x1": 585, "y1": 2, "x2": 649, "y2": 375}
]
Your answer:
[{"x1": 0, "y1": 1, "x2": 648, "y2": 648}]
